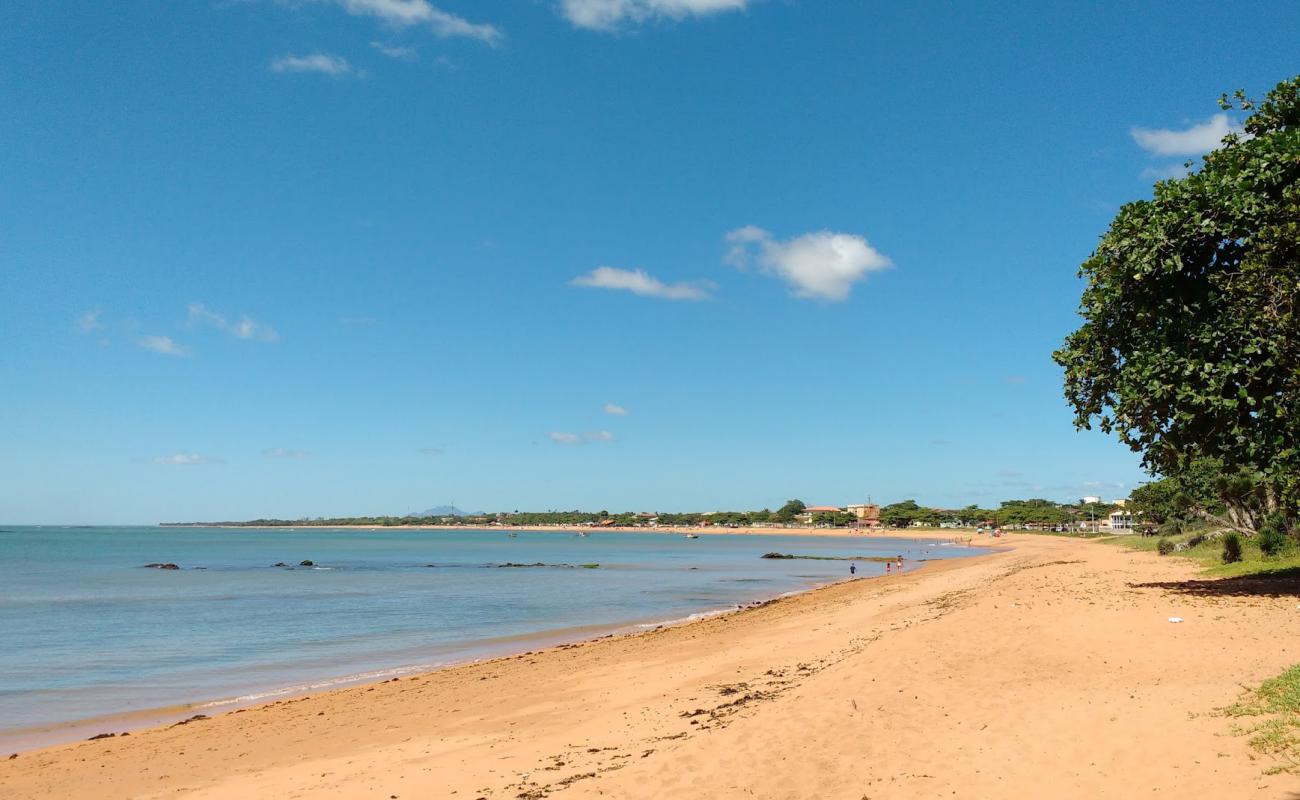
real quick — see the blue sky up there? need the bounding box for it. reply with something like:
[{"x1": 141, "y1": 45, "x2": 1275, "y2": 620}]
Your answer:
[{"x1": 2, "y1": 1, "x2": 1297, "y2": 524}]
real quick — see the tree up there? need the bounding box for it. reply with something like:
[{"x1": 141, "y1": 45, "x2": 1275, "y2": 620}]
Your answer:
[
  {"x1": 1054, "y1": 77, "x2": 1300, "y2": 528},
  {"x1": 880, "y1": 499, "x2": 923, "y2": 528},
  {"x1": 774, "y1": 499, "x2": 806, "y2": 523}
]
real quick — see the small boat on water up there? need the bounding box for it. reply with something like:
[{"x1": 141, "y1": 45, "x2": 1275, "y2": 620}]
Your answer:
[
  {"x1": 507, "y1": 532, "x2": 518, "y2": 538},
  {"x1": 684, "y1": 533, "x2": 699, "y2": 539}
]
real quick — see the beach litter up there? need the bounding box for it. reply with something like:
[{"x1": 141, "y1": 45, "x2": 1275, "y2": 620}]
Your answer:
[{"x1": 1168, "y1": 617, "x2": 1183, "y2": 623}]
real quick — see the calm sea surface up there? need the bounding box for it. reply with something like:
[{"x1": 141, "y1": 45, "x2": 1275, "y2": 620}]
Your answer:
[{"x1": 0, "y1": 526, "x2": 979, "y2": 733}]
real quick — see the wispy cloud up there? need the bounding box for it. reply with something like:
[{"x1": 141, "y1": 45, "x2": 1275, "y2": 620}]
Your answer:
[
  {"x1": 370, "y1": 41, "x2": 418, "y2": 60},
  {"x1": 270, "y1": 53, "x2": 357, "y2": 76},
  {"x1": 138, "y1": 335, "x2": 191, "y2": 357},
  {"x1": 337, "y1": 0, "x2": 502, "y2": 45},
  {"x1": 75, "y1": 310, "x2": 103, "y2": 333},
  {"x1": 154, "y1": 452, "x2": 220, "y2": 466},
  {"x1": 263, "y1": 448, "x2": 311, "y2": 459},
  {"x1": 560, "y1": 0, "x2": 749, "y2": 31},
  {"x1": 603, "y1": 403, "x2": 628, "y2": 416},
  {"x1": 548, "y1": 430, "x2": 616, "y2": 444},
  {"x1": 417, "y1": 446, "x2": 443, "y2": 455},
  {"x1": 1131, "y1": 113, "x2": 1239, "y2": 157},
  {"x1": 725, "y1": 226, "x2": 891, "y2": 302},
  {"x1": 188, "y1": 303, "x2": 279, "y2": 342},
  {"x1": 232, "y1": 316, "x2": 279, "y2": 342},
  {"x1": 571, "y1": 267, "x2": 713, "y2": 301}
]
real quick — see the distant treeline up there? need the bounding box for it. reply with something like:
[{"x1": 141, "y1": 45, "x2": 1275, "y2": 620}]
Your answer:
[{"x1": 160, "y1": 497, "x2": 1125, "y2": 530}]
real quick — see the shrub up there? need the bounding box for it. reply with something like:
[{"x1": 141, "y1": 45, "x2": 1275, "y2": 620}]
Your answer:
[
  {"x1": 1222, "y1": 532, "x2": 1243, "y2": 564},
  {"x1": 1257, "y1": 525, "x2": 1288, "y2": 557},
  {"x1": 1157, "y1": 538, "x2": 1174, "y2": 556}
]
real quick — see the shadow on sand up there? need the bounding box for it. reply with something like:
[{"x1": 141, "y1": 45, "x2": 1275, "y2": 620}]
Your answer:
[{"x1": 1129, "y1": 567, "x2": 1300, "y2": 599}]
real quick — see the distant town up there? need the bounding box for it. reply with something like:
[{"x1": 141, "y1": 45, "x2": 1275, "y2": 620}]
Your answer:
[{"x1": 162, "y1": 495, "x2": 1139, "y2": 533}]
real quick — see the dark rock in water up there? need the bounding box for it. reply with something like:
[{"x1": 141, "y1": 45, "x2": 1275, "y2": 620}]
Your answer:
[
  {"x1": 299, "y1": 559, "x2": 314, "y2": 567},
  {"x1": 143, "y1": 563, "x2": 181, "y2": 570},
  {"x1": 424, "y1": 564, "x2": 436, "y2": 568},
  {"x1": 273, "y1": 562, "x2": 288, "y2": 567},
  {"x1": 760, "y1": 552, "x2": 794, "y2": 559},
  {"x1": 87, "y1": 732, "x2": 116, "y2": 740}
]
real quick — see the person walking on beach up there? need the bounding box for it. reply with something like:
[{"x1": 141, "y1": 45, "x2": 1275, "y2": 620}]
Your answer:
[
  {"x1": 849, "y1": 562, "x2": 856, "y2": 576},
  {"x1": 885, "y1": 561, "x2": 891, "y2": 575}
]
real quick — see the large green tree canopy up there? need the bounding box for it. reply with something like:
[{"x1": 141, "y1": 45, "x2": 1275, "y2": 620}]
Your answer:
[{"x1": 1054, "y1": 77, "x2": 1300, "y2": 513}]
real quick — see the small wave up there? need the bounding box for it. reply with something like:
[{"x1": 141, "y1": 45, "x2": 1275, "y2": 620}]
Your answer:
[
  {"x1": 635, "y1": 607, "x2": 733, "y2": 629},
  {"x1": 194, "y1": 662, "x2": 442, "y2": 708}
]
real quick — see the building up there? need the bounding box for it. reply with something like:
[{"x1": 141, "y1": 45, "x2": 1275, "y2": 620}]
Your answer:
[
  {"x1": 797, "y1": 506, "x2": 843, "y2": 525},
  {"x1": 1082, "y1": 495, "x2": 1102, "y2": 505},
  {"x1": 1107, "y1": 507, "x2": 1135, "y2": 533},
  {"x1": 845, "y1": 503, "x2": 881, "y2": 529}
]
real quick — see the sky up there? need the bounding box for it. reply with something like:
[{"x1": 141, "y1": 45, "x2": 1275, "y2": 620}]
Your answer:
[{"x1": 2, "y1": 1, "x2": 1298, "y2": 524}]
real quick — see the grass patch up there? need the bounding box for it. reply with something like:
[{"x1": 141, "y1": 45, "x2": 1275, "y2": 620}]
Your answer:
[
  {"x1": 1105, "y1": 529, "x2": 1300, "y2": 579},
  {"x1": 1221, "y1": 664, "x2": 1300, "y2": 773}
]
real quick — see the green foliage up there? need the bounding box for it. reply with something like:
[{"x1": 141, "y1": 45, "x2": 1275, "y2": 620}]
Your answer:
[
  {"x1": 1223, "y1": 532, "x2": 1244, "y2": 563},
  {"x1": 773, "y1": 499, "x2": 806, "y2": 523},
  {"x1": 995, "y1": 498, "x2": 1076, "y2": 527},
  {"x1": 1157, "y1": 537, "x2": 1175, "y2": 555},
  {"x1": 1259, "y1": 526, "x2": 1289, "y2": 557},
  {"x1": 1054, "y1": 76, "x2": 1300, "y2": 515},
  {"x1": 880, "y1": 499, "x2": 923, "y2": 527},
  {"x1": 1257, "y1": 511, "x2": 1292, "y2": 557},
  {"x1": 1221, "y1": 662, "x2": 1300, "y2": 773}
]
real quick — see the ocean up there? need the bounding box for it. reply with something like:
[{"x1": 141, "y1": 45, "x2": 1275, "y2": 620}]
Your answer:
[{"x1": 0, "y1": 525, "x2": 980, "y2": 739}]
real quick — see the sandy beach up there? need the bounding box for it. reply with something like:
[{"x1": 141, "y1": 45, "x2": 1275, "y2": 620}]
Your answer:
[{"x1": 3, "y1": 532, "x2": 1298, "y2": 799}]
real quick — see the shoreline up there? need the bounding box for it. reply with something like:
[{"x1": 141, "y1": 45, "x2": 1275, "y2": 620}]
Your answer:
[
  {"x1": 0, "y1": 536, "x2": 965, "y2": 753},
  {"x1": 9, "y1": 532, "x2": 1283, "y2": 798}
]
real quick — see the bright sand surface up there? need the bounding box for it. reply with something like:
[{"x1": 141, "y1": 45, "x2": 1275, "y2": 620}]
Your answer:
[{"x1": 4, "y1": 532, "x2": 1299, "y2": 799}]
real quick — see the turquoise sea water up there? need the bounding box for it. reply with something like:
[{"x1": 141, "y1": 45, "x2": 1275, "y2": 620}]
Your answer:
[{"x1": 0, "y1": 526, "x2": 979, "y2": 735}]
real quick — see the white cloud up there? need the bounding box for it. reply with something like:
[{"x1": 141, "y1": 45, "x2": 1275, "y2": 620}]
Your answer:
[
  {"x1": 1130, "y1": 113, "x2": 1239, "y2": 157},
  {"x1": 187, "y1": 303, "x2": 227, "y2": 329},
  {"x1": 75, "y1": 310, "x2": 103, "y2": 333},
  {"x1": 138, "y1": 335, "x2": 191, "y2": 357},
  {"x1": 548, "y1": 431, "x2": 616, "y2": 444},
  {"x1": 571, "y1": 266, "x2": 713, "y2": 301},
  {"x1": 154, "y1": 453, "x2": 220, "y2": 466},
  {"x1": 270, "y1": 53, "x2": 357, "y2": 76},
  {"x1": 188, "y1": 303, "x2": 278, "y2": 342},
  {"x1": 232, "y1": 316, "x2": 280, "y2": 342},
  {"x1": 603, "y1": 403, "x2": 628, "y2": 416},
  {"x1": 371, "y1": 41, "x2": 418, "y2": 60},
  {"x1": 560, "y1": 0, "x2": 748, "y2": 30},
  {"x1": 337, "y1": 0, "x2": 502, "y2": 45},
  {"x1": 263, "y1": 448, "x2": 310, "y2": 459},
  {"x1": 724, "y1": 226, "x2": 891, "y2": 302}
]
